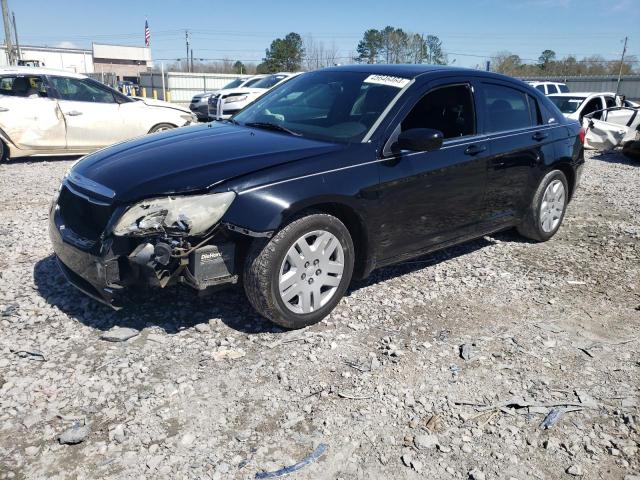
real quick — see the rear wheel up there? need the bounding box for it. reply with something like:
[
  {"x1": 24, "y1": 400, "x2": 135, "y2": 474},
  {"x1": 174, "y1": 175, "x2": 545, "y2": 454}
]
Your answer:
[
  {"x1": 0, "y1": 140, "x2": 7, "y2": 162},
  {"x1": 148, "y1": 123, "x2": 176, "y2": 134},
  {"x1": 517, "y1": 170, "x2": 569, "y2": 242},
  {"x1": 243, "y1": 213, "x2": 354, "y2": 329}
]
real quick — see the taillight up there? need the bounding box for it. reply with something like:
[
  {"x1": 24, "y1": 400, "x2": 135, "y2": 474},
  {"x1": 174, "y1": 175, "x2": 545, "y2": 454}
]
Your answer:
[{"x1": 579, "y1": 127, "x2": 586, "y2": 144}]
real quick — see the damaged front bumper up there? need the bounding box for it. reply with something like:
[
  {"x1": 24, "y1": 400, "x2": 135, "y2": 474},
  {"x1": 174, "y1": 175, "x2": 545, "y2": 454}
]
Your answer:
[{"x1": 49, "y1": 197, "x2": 242, "y2": 310}]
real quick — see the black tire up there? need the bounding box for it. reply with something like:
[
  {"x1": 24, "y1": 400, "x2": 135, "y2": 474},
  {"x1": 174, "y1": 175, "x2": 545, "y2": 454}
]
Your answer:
[
  {"x1": 622, "y1": 140, "x2": 640, "y2": 161},
  {"x1": 517, "y1": 170, "x2": 569, "y2": 242},
  {"x1": 0, "y1": 140, "x2": 7, "y2": 162},
  {"x1": 243, "y1": 213, "x2": 355, "y2": 329},
  {"x1": 148, "y1": 123, "x2": 177, "y2": 134}
]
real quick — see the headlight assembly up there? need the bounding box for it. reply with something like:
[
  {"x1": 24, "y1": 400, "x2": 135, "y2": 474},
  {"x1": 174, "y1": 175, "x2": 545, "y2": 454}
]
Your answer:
[
  {"x1": 113, "y1": 191, "x2": 236, "y2": 237},
  {"x1": 223, "y1": 95, "x2": 248, "y2": 104}
]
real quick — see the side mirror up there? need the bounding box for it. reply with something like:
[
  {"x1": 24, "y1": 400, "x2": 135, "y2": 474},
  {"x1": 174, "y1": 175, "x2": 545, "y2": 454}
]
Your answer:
[{"x1": 396, "y1": 128, "x2": 444, "y2": 152}]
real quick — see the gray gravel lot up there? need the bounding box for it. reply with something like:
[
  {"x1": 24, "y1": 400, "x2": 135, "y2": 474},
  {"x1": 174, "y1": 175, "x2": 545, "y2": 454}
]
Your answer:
[{"x1": 0, "y1": 150, "x2": 639, "y2": 480}]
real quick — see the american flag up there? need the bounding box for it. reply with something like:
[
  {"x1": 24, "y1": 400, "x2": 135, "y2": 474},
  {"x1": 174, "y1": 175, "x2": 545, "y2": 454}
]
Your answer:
[{"x1": 144, "y1": 19, "x2": 150, "y2": 47}]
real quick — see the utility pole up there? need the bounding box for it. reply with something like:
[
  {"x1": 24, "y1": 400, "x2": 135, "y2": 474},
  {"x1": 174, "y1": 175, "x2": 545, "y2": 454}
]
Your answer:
[
  {"x1": 615, "y1": 36, "x2": 628, "y2": 97},
  {"x1": 190, "y1": 48, "x2": 194, "y2": 73},
  {"x1": 185, "y1": 30, "x2": 190, "y2": 73},
  {"x1": 1, "y1": 0, "x2": 14, "y2": 65},
  {"x1": 11, "y1": 11, "x2": 20, "y2": 61}
]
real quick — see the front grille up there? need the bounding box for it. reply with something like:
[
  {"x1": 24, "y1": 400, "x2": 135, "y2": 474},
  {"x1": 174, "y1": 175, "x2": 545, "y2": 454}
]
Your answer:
[{"x1": 58, "y1": 185, "x2": 114, "y2": 241}]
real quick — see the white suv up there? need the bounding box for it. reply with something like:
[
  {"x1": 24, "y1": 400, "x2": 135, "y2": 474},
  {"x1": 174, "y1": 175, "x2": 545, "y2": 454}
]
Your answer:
[
  {"x1": 208, "y1": 72, "x2": 300, "y2": 120},
  {"x1": 526, "y1": 81, "x2": 569, "y2": 95}
]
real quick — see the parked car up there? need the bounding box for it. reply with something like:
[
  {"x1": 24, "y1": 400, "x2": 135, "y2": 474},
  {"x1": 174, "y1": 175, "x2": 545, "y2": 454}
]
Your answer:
[
  {"x1": 50, "y1": 65, "x2": 583, "y2": 329},
  {"x1": 117, "y1": 80, "x2": 140, "y2": 96},
  {"x1": 0, "y1": 67, "x2": 197, "y2": 161},
  {"x1": 526, "y1": 81, "x2": 569, "y2": 95},
  {"x1": 582, "y1": 105, "x2": 640, "y2": 155},
  {"x1": 546, "y1": 92, "x2": 633, "y2": 122},
  {"x1": 207, "y1": 72, "x2": 300, "y2": 120},
  {"x1": 189, "y1": 75, "x2": 267, "y2": 121}
]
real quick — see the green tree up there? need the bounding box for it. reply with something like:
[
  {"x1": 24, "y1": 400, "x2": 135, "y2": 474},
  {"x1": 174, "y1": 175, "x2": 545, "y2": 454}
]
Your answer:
[
  {"x1": 538, "y1": 49, "x2": 556, "y2": 70},
  {"x1": 261, "y1": 32, "x2": 305, "y2": 72},
  {"x1": 356, "y1": 29, "x2": 383, "y2": 64},
  {"x1": 233, "y1": 61, "x2": 245, "y2": 74},
  {"x1": 424, "y1": 35, "x2": 447, "y2": 65}
]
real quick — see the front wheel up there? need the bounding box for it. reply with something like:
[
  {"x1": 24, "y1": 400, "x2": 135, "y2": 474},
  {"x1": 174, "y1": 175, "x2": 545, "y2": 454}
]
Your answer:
[
  {"x1": 148, "y1": 123, "x2": 177, "y2": 134},
  {"x1": 517, "y1": 170, "x2": 569, "y2": 242},
  {"x1": 243, "y1": 213, "x2": 355, "y2": 329}
]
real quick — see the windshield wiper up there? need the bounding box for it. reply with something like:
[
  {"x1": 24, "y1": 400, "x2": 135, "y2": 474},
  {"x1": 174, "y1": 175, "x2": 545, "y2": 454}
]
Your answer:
[{"x1": 244, "y1": 121, "x2": 301, "y2": 136}]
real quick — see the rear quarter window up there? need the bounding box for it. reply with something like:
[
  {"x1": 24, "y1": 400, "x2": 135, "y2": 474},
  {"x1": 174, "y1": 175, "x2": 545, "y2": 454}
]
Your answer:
[
  {"x1": 482, "y1": 83, "x2": 532, "y2": 132},
  {"x1": 558, "y1": 84, "x2": 569, "y2": 93}
]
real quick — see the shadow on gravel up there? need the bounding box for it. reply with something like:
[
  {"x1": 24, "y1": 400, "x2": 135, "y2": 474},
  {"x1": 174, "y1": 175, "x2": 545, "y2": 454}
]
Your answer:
[
  {"x1": 34, "y1": 230, "x2": 523, "y2": 334},
  {"x1": 33, "y1": 255, "x2": 278, "y2": 335},
  {"x1": 590, "y1": 151, "x2": 637, "y2": 166},
  {"x1": 5, "y1": 155, "x2": 82, "y2": 165},
  {"x1": 350, "y1": 231, "x2": 521, "y2": 290}
]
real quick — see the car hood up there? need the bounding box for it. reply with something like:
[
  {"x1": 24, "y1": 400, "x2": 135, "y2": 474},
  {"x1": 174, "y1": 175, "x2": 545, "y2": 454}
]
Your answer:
[
  {"x1": 71, "y1": 122, "x2": 344, "y2": 203},
  {"x1": 132, "y1": 97, "x2": 191, "y2": 114},
  {"x1": 216, "y1": 87, "x2": 267, "y2": 96}
]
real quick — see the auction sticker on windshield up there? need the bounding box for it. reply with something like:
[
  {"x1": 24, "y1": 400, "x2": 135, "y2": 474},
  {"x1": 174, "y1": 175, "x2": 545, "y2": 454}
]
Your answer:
[{"x1": 364, "y1": 74, "x2": 410, "y2": 88}]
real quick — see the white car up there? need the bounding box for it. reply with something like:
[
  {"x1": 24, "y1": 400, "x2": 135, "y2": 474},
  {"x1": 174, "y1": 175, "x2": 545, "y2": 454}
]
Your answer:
[
  {"x1": 546, "y1": 92, "x2": 629, "y2": 122},
  {"x1": 208, "y1": 72, "x2": 300, "y2": 120},
  {"x1": 0, "y1": 67, "x2": 197, "y2": 161},
  {"x1": 188, "y1": 75, "x2": 267, "y2": 121},
  {"x1": 526, "y1": 81, "x2": 569, "y2": 95}
]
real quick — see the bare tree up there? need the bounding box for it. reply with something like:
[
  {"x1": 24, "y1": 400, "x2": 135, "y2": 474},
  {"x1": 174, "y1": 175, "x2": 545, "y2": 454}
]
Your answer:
[{"x1": 303, "y1": 35, "x2": 340, "y2": 70}]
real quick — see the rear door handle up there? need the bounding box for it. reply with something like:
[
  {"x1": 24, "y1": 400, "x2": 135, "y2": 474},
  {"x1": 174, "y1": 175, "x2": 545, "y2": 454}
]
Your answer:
[
  {"x1": 532, "y1": 132, "x2": 549, "y2": 141},
  {"x1": 464, "y1": 144, "x2": 487, "y2": 156},
  {"x1": 0, "y1": 107, "x2": 8, "y2": 112},
  {"x1": 66, "y1": 110, "x2": 83, "y2": 116}
]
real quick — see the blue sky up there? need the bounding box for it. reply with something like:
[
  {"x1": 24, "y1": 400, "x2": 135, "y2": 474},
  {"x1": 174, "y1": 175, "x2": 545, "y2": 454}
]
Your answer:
[{"x1": 7, "y1": 0, "x2": 639, "y2": 68}]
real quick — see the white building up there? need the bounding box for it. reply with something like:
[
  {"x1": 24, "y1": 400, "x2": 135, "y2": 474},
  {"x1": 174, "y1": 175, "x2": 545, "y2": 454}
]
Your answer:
[
  {"x1": 0, "y1": 44, "x2": 94, "y2": 73},
  {"x1": 1, "y1": 43, "x2": 152, "y2": 81}
]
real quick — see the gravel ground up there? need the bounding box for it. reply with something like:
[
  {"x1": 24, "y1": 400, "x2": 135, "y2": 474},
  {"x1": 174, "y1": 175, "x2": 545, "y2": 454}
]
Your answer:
[{"x1": 0, "y1": 150, "x2": 638, "y2": 480}]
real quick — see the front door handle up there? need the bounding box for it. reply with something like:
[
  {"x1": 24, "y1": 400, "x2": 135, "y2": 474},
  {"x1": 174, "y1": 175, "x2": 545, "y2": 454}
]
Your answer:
[
  {"x1": 464, "y1": 144, "x2": 487, "y2": 156},
  {"x1": 532, "y1": 131, "x2": 549, "y2": 141},
  {"x1": 0, "y1": 107, "x2": 9, "y2": 112},
  {"x1": 66, "y1": 110, "x2": 83, "y2": 116}
]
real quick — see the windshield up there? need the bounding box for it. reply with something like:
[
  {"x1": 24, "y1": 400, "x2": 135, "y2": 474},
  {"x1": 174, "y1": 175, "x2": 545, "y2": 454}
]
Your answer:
[
  {"x1": 243, "y1": 77, "x2": 264, "y2": 87},
  {"x1": 222, "y1": 78, "x2": 244, "y2": 89},
  {"x1": 234, "y1": 70, "x2": 407, "y2": 143},
  {"x1": 252, "y1": 74, "x2": 289, "y2": 89},
  {"x1": 548, "y1": 95, "x2": 585, "y2": 114}
]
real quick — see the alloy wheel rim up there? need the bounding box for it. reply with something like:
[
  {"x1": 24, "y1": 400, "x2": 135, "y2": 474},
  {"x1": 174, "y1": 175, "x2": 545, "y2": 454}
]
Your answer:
[
  {"x1": 278, "y1": 230, "x2": 345, "y2": 314},
  {"x1": 540, "y1": 179, "x2": 566, "y2": 233}
]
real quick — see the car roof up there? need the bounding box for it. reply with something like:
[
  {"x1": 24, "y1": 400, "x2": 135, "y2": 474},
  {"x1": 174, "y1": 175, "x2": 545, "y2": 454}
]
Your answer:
[
  {"x1": 526, "y1": 81, "x2": 566, "y2": 85},
  {"x1": 0, "y1": 66, "x2": 88, "y2": 79},
  {"x1": 321, "y1": 63, "x2": 483, "y2": 79},
  {"x1": 548, "y1": 92, "x2": 614, "y2": 98}
]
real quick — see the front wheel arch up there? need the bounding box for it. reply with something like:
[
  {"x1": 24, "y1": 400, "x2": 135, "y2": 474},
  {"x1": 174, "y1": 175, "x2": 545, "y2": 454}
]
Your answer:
[{"x1": 148, "y1": 123, "x2": 177, "y2": 134}]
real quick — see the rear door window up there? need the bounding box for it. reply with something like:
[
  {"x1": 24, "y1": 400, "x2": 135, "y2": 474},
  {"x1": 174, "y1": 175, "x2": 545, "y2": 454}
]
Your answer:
[
  {"x1": 482, "y1": 83, "x2": 532, "y2": 132},
  {"x1": 546, "y1": 84, "x2": 558, "y2": 94},
  {"x1": 535, "y1": 85, "x2": 546, "y2": 93},
  {"x1": 558, "y1": 84, "x2": 569, "y2": 93},
  {"x1": 0, "y1": 75, "x2": 47, "y2": 97},
  {"x1": 527, "y1": 94, "x2": 543, "y2": 125},
  {"x1": 401, "y1": 84, "x2": 476, "y2": 139}
]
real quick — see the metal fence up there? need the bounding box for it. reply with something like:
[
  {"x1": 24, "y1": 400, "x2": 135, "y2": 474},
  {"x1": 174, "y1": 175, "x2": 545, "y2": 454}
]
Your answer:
[
  {"x1": 139, "y1": 72, "x2": 248, "y2": 103},
  {"x1": 87, "y1": 72, "x2": 118, "y2": 89},
  {"x1": 520, "y1": 75, "x2": 640, "y2": 100}
]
